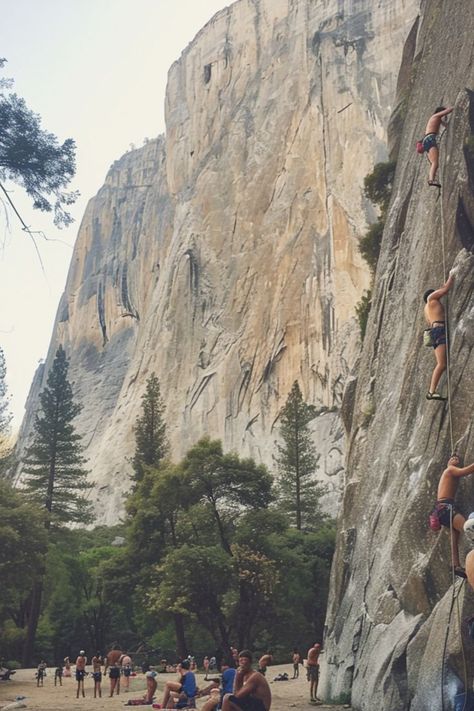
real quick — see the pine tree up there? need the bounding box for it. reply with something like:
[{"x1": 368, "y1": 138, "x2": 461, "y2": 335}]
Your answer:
[
  {"x1": 133, "y1": 373, "x2": 168, "y2": 481},
  {"x1": 22, "y1": 345, "x2": 92, "y2": 526},
  {"x1": 275, "y1": 381, "x2": 326, "y2": 531},
  {"x1": 21, "y1": 345, "x2": 91, "y2": 665}
]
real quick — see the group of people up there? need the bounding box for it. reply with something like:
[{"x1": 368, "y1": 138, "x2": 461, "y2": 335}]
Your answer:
[
  {"x1": 34, "y1": 649, "x2": 134, "y2": 699},
  {"x1": 419, "y1": 105, "x2": 474, "y2": 580}
]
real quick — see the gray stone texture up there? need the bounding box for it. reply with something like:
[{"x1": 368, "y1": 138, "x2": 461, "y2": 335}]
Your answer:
[
  {"x1": 16, "y1": 0, "x2": 419, "y2": 525},
  {"x1": 321, "y1": 0, "x2": 474, "y2": 708}
]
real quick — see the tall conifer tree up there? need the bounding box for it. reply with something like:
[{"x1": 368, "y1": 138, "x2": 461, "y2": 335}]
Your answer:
[
  {"x1": 21, "y1": 345, "x2": 91, "y2": 666},
  {"x1": 133, "y1": 373, "x2": 168, "y2": 481},
  {"x1": 275, "y1": 381, "x2": 326, "y2": 530},
  {"x1": 22, "y1": 345, "x2": 92, "y2": 525}
]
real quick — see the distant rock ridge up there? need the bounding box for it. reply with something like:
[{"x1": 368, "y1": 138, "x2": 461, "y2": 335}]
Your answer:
[
  {"x1": 17, "y1": 0, "x2": 419, "y2": 524},
  {"x1": 321, "y1": 0, "x2": 474, "y2": 707}
]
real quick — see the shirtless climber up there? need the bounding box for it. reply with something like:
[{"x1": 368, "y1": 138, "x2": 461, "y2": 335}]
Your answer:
[
  {"x1": 430, "y1": 453, "x2": 474, "y2": 578},
  {"x1": 422, "y1": 106, "x2": 453, "y2": 187},
  {"x1": 423, "y1": 269, "x2": 456, "y2": 401}
]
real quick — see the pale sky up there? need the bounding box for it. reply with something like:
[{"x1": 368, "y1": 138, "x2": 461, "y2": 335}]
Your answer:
[{"x1": 0, "y1": 0, "x2": 229, "y2": 429}]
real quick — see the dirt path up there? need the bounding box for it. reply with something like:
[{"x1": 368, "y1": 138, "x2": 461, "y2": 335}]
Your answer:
[{"x1": 0, "y1": 666, "x2": 350, "y2": 711}]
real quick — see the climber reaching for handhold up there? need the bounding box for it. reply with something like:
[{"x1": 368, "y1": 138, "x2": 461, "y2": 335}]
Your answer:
[
  {"x1": 422, "y1": 106, "x2": 453, "y2": 187},
  {"x1": 430, "y1": 454, "x2": 474, "y2": 578},
  {"x1": 423, "y1": 268, "x2": 457, "y2": 401}
]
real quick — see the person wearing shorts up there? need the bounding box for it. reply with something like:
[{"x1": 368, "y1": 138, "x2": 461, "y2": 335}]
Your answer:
[
  {"x1": 75, "y1": 651, "x2": 87, "y2": 699},
  {"x1": 306, "y1": 644, "x2": 321, "y2": 703},
  {"x1": 109, "y1": 664, "x2": 121, "y2": 697}
]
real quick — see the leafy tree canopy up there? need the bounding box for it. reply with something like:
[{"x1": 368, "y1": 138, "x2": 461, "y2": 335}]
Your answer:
[{"x1": 0, "y1": 58, "x2": 78, "y2": 228}]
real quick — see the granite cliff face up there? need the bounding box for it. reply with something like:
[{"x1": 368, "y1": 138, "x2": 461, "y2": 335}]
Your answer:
[
  {"x1": 18, "y1": 0, "x2": 418, "y2": 522},
  {"x1": 321, "y1": 1, "x2": 474, "y2": 708}
]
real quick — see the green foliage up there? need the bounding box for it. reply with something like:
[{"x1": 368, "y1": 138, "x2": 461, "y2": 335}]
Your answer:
[
  {"x1": 22, "y1": 345, "x2": 92, "y2": 527},
  {"x1": 275, "y1": 382, "x2": 326, "y2": 530},
  {"x1": 0, "y1": 483, "x2": 47, "y2": 662},
  {"x1": 355, "y1": 290, "x2": 372, "y2": 340},
  {"x1": 359, "y1": 221, "x2": 383, "y2": 275},
  {"x1": 363, "y1": 160, "x2": 396, "y2": 217},
  {"x1": 133, "y1": 373, "x2": 168, "y2": 482},
  {"x1": 0, "y1": 59, "x2": 78, "y2": 227}
]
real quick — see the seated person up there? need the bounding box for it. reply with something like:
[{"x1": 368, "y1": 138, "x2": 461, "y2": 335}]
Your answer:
[
  {"x1": 125, "y1": 670, "x2": 157, "y2": 706},
  {"x1": 161, "y1": 660, "x2": 197, "y2": 709},
  {"x1": 222, "y1": 650, "x2": 271, "y2": 711},
  {"x1": 200, "y1": 659, "x2": 236, "y2": 711}
]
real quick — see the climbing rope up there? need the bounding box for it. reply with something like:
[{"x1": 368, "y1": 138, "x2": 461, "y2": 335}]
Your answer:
[
  {"x1": 438, "y1": 133, "x2": 469, "y2": 709},
  {"x1": 441, "y1": 507, "x2": 468, "y2": 711},
  {"x1": 437, "y1": 129, "x2": 455, "y2": 454}
]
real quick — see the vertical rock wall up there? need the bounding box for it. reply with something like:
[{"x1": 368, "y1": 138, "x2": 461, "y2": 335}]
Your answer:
[
  {"x1": 17, "y1": 0, "x2": 418, "y2": 522},
  {"x1": 322, "y1": 0, "x2": 474, "y2": 707}
]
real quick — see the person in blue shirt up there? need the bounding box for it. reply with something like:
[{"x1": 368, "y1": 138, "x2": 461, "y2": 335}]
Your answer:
[
  {"x1": 161, "y1": 660, "x2": 197, "y2": 709},
  {"x1": 199, "y1": 659, "x2": 236, "y2": 711}
]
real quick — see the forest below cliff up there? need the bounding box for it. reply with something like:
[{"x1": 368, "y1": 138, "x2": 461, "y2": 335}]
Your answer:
[{"x1": 1, "y1": 355, "x2": 335, "y2": 667}]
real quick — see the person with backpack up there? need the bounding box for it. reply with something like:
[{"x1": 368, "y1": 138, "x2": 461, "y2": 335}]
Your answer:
[{"x1": 421, "y1": 106, "x2": 453, "y2": 187}]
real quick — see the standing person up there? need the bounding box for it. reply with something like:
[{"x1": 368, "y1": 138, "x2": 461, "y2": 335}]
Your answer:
[
  {"x1": 121, "y1": 653, "x2": 132, "y2": 692},
  {"x1": 422, "y1": 106, "x2": 453, "y2": 187},
  {"x1": 222, "y1": 650, "x2": 271, "y2": 711},
  {"x1": 291, "y1": 649, "x2": 300, "y2": 679},
  {"x1": 91, "y1": 652, "x2": 103, "y2": 699},
  {"x1": 109, "y1": 662, "x2": 121, "y2": 697},
  {"x1": 63, "y1": 656, "x2": 71, "y2": 677},
  {"x1": 430, "y1": 453, "x2": 474, "y2": 577},
  {"x1": 36, "y1": 660, "x2": 46, "y2": 687},
  {"x1": 203, "y1": 656, "x2": 210, "y2": 679},
  {"x1": 258, "y1": 652, "x2": 273, "y2": 676},
  {"x1": 75, "y1": 650, "x2": 87, "y2": 699},
  {"x1": 209, "y1": 656, "x2": 217, "y2": 672},
  {"x1": 54, "y1": 663, "x2": 63, "y2": 686},
  {"x1": 306, "y1": 644, "x2": 321, "y2": 704},
  {"x1": 423, "y1": 270, "x2": 456, "y2": 401}
]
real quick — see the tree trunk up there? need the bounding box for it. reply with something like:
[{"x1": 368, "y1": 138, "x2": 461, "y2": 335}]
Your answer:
[
  {"x1": 173, "y1": 613, "x2": 188, "y2": 658},
  {"x1": 22, "y1": 580, "x2": 43, "y2": 667}
]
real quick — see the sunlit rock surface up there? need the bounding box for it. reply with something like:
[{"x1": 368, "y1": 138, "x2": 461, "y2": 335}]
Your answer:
[
  {"x1": 17, "y1": 0, "x2": 418, "y2": 523},
  {"x1": 321, "y1": 0, "x2": 474, "y2": 707}
]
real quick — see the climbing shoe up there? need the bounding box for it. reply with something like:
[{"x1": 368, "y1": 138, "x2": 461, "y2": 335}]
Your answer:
[
  {"x1": 454, "y1": 566, "x2": 467, "y2": 579},
  {"x1": 426, "y1": 392, "x2": 447, "y2": 401},
  {"x1": 428, "y1": 180, "x2": 441, "y2": 188}
]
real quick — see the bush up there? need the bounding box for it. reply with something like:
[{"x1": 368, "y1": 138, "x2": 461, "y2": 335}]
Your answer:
[
  {"x1": 359, "y1": 221, "x2": 383, "y2": 275},
  {"x1": 355, "y1": 290, "x2": 372, "y2": 340},
  {"x1": 363, "y1": 161, "x2": 396, "y2": 217}
]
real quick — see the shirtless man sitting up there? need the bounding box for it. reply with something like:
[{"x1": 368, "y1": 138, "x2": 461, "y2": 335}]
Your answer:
[
  {"x1": 423, "y1": 270, "x2": 455, "y2": 401},
  {"x1": 222, "y1": 650, "x2": 271, "y2": 711},
  {"x1": 431, "y1": 453, "x2": 474, "y2": 578},
  {"x1": 422, "y1": 106, "x2": 453, "y2": 187}
]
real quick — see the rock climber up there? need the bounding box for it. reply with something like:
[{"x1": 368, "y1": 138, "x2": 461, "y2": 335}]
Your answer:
[
  {"x1": 423, "y1": 106, "x2": 453, "y2": 187},
  {"x1": 430, "y1": 453, "x2": 474, "y2": 578},
  {"x1": 423, "y1": 268, "x2": 456, "y2": 401}
]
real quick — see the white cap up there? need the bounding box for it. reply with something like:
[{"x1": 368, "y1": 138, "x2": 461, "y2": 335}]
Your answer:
[{"x1": 80, "y1": 651, "x2": 85, "y2": 655}]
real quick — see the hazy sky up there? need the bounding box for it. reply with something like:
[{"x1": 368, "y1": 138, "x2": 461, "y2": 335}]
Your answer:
[{"x1": 0, "y1": 0, "x2": 229, "y2": 428}]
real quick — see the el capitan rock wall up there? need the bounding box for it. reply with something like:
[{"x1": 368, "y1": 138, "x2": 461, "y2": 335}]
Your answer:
[{"x1": 17, "y1": 0, "x2": 418, "y2": 523}]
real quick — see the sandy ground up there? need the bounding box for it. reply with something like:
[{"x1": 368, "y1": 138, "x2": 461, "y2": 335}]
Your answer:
[{"x1": 0, "y1": 666, "x2": 350, "y2": 711}]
